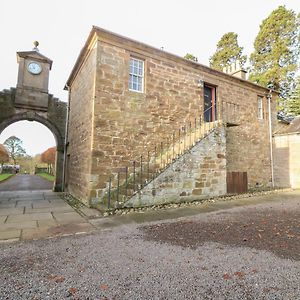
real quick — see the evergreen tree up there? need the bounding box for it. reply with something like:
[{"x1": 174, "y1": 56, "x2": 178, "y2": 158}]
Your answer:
[
  {"x1": 184, "y1": 53, "x2": 198, "y2": 62},
  {"x1": 287, "y1": 77, "x2": 300, "y2": 116},
  {"x1": 209, "y1": 32, "x2": 246, "y2": 71},
  {"x1": 249, "y1": 6, "x2": 300, "y2": 111}
]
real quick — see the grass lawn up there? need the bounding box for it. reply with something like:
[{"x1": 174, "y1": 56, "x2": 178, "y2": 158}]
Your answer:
[
  {"x1": 36, "y1": 173, "x2": 55, "y2": 182},
  {"x1": 0, "y1": 174, "x2": 14, "y2": 182}
]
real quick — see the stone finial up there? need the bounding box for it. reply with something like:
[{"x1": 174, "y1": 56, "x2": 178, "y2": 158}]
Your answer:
[{"x1": 33, "y1": 41, "x2": 39, "y2": 52}]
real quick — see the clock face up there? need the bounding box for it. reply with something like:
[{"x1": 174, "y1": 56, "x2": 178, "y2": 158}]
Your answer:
[{"x1": 27, "y1": 62, "x2": 42, "y2": 75}]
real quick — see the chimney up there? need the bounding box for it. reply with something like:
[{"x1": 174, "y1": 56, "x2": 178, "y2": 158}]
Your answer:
[{"x1": 223, "y1": 60, "x2": 247, "y2": 80}]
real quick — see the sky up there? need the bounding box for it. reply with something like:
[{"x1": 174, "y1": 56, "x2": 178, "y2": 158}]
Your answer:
[{"x1": 0, "y1": 0, "x2": 299, "y2": 155}]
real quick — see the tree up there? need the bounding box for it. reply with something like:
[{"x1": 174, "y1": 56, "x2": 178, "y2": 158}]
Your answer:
[
  {"x1": 184, "y1": 53, "x2": 198, "y2": 62},
  {"x1": 287, "y1": 77, "x2": 300, "y2": 116},
  {"x1": 0, "y1": 144, "x2": 9, "y2": 173},
  {"x1": 209, "y1": 32, "x2": 246, "y2": 71},
  {"x1": 41, "y1": 147, "x2": 56, "y2": 175},
  {"x1": 249, "y1": 6, "x2": 300, "y2": 111},
  {"x1": 3, "y1": 136, "x2": 26, "y2": 165}
]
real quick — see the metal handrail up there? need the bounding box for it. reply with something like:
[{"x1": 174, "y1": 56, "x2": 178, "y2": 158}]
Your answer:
[{"x1": 102, "y1": 101, "x2": 240, "y2": 210}]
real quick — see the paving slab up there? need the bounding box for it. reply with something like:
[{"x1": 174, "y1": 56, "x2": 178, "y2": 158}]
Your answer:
[
  {"x1": 46, "y1": 222, "x2": 95, "y2": 236},
  {"x1": 26, "y1": 206, "x2": 74, "y2": 214},
  {"x1": 31, "y1": 202, "x2": 55, "y2": 209},
  {"x1": 0, "y1": 203, "x2": 17, "y2": 209},
  {"x1": 79, "y1": 206, "x2": 102, "y2": 218},
  {"x1": 21, "y1": 227, "x2": 53, "y2": 240},
  {"x1": 0, "y1": 187, "x2": 97, "y2": 241},
  {"x1": 89, "y1": 216, "x2": 134, "y2": 229},
  {"x1": 6, "y1": 212, "x2": 53, "y2": 223},
  {"x1": 48, "y1": 200, "x2": 71, "y2": 205},
  {"x1": 0, "y1": 221, "x2": 37, "y2": 231},
  {"x1": 0, "y1": 207, "x2": 24, "y2": 216},
  {"x1": 0, "y1": 215, "x2": 7, "y2": 223},
  {"x1": 22, "y1": 223, "x2": 94, "y2": 240},
  {"x1": 37, "y1": 219, "x2": 58, "y2": 228},
  {"x1": 0, "y1": 229, "x2": 21, "y2": 240},
  {"x1": 16, "y1": 201, "x2": 34, "y2": 208},
  {"x1": 17, "y1": 196, "x2": 45, "y2": 201},
  {"x1": 53, "y1": 212, "x2": 87, "y2": 224}
]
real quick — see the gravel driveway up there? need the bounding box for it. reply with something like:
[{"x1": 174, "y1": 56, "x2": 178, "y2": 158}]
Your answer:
[{"x1": 0, "y1": 192, "x2": 299, "y2": 299}]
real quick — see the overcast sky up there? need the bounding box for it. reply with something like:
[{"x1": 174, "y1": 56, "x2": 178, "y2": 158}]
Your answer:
[{"x1": 0, "y1": 0, "x2": 299, "y2": 156}]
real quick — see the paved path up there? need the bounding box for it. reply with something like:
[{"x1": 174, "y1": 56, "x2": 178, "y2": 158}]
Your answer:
[
  {"x1": 0, "y1": 190, "x2": 96, "y2": 241},
  {"x1": 0, "y1": 174, "x2": 53, "y2": 191}
]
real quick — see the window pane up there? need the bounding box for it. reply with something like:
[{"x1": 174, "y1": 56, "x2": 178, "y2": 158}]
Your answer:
[
  {"x1": 129, "y1": 58, "x2": 144, "y2": 92},
  {"x1": 138, "y1": 66, "x2": 143, "y2": 76},
  {"x1": 257, "y1": 97, "x2": 263, "y2": 119},
  {"x1": 138, "y1": 76, "x2": 142, "y2": 87}
]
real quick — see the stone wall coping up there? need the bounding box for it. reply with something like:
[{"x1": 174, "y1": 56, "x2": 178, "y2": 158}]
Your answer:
[{"x1": 65, "y1": 26, "x2": 275, "y2": 96}]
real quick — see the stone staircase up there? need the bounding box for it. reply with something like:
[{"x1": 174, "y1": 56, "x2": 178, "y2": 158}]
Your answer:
[{"x1": 96, "y1": 118, "x2": 226, "y2": 211}]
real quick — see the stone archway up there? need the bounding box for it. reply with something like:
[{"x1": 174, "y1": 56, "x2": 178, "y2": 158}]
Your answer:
[{"x1": 0, "y1": 88, "x2": 67, "y2": 192}]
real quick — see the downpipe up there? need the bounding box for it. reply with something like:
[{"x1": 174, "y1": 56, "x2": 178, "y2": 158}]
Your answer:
[{"x1": 267, "y1": 92, "x2": 275, "y2": 188}]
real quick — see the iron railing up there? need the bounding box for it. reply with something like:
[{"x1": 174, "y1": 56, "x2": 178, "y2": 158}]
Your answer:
[{"x1": 102, "y1": 101, "x2": 240, "y2": 210}]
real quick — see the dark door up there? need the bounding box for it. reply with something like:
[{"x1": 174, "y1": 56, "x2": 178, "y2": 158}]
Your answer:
[
  {"x1": 204, "y1": 85, "x2": 217, "y2": 122},
  {"x1": 227, "y1": 172, "x2": 248, "y2": 194}
]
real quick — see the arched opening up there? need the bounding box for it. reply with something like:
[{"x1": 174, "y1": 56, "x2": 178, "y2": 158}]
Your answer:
[{"x1": 0, "y1": 113, "x2": 65, "y2": 192}]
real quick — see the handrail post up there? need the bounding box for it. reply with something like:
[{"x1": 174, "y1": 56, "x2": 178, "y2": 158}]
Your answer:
[
  {"x1": 108, "y1": 176, "x2": 111, "y2": 209},
  {"x1": 147, "y1": 151, "x2": 150, "y2": 182},
  {"x1": 140, "y1": 155, "x2": 143, "y2": 189},
  {"x1": 160, "y1": 142, "x2": 163, "y2": 168},
  {"x1": 133, "y1": 161, "x2": 136, "y2": 192},
  {"x1": 172, "y1": 132, "x2": 175, "y2": 161},
  {"x1": 116, "y1": 172, "x2": 120, "y2": 204},
  {"x1": 125, "y1": 166, "x2": 128, "y2": 198}
]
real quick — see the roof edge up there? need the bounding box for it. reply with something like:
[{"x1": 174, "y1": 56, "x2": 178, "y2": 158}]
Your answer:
[
  {"x1": 64, "y1": 28, "x2": 97, "y2": 90},
  {"x1": 65, "y1": 26, "x2": 276, "y2": 94}
]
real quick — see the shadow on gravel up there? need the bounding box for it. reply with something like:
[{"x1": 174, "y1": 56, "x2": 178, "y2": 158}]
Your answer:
[{"x1": 141, "y1": 207, "x2": 300, "y2": 261}]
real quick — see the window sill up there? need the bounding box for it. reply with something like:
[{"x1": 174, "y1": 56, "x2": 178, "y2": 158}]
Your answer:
[{"x1": 128, "y1": 89, "x2": 145, "y2": 94}]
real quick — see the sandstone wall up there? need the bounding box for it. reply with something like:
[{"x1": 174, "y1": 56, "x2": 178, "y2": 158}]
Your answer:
[
  {"x1": 89, "y1": 37, "x2": 274, "y2": 200},
  {"x1": 225, "y1": 93, "x2": 275, "y2": 187},
  {"x1": 66, "y1": 46, "x2": 97, "y2": 203},
  {"x1": 273, "y1": 134, "x2": 300, "y2": 188},
  {"x1": 125, "y1": 127, "x2": 226, "y2": 207}
]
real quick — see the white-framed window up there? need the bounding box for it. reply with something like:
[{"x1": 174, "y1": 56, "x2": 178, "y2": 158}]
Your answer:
[
  {"x1": 257, "y1": 96, "x2": 263, "y2": 119},
  {"x1": 129, "y1": 58, "x2": 144, "y2": 92}
]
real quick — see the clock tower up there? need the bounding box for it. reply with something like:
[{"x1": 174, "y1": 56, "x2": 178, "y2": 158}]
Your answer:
[{"x1": 15, "y1": 41, "x2": 53, "y2": 111}]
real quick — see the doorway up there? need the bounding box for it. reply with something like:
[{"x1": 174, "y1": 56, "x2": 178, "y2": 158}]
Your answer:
[{"x1": 204, "y1": 84, "x2": 217, "y2": 122}]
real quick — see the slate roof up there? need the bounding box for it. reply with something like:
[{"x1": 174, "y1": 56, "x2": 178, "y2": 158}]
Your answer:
[{"x1": 276, "y1": 116, "x2": 300, "y2": 135}]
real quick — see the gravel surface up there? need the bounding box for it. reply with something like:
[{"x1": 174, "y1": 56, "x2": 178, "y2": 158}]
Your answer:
[{"x1": 0, "y1": 195, "x2": 300, "y2": 299}]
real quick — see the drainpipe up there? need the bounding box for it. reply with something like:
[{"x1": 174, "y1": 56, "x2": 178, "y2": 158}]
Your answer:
[
  {"x1": 267, "y1": 92, "x2": 274, "y2": 188},
  {"x1": 62, "y1": 86, "x2": 71, "y2": 192}
]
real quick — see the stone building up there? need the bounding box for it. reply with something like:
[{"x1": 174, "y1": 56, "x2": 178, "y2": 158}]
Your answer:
[
  {"x1": 65, "y1": 26, "x2": 277, "y2": 207},
  {"x1": 273, "y1": 117, "x2": 300, "y2": 188}
]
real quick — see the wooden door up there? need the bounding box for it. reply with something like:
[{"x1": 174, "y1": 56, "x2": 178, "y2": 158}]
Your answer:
[
  {"x1": 227, "y1": 172, "x2": 248, "y2": 194},
  {"x1": 204, "y1": 84, "x2": 217, "y2": 122}
]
